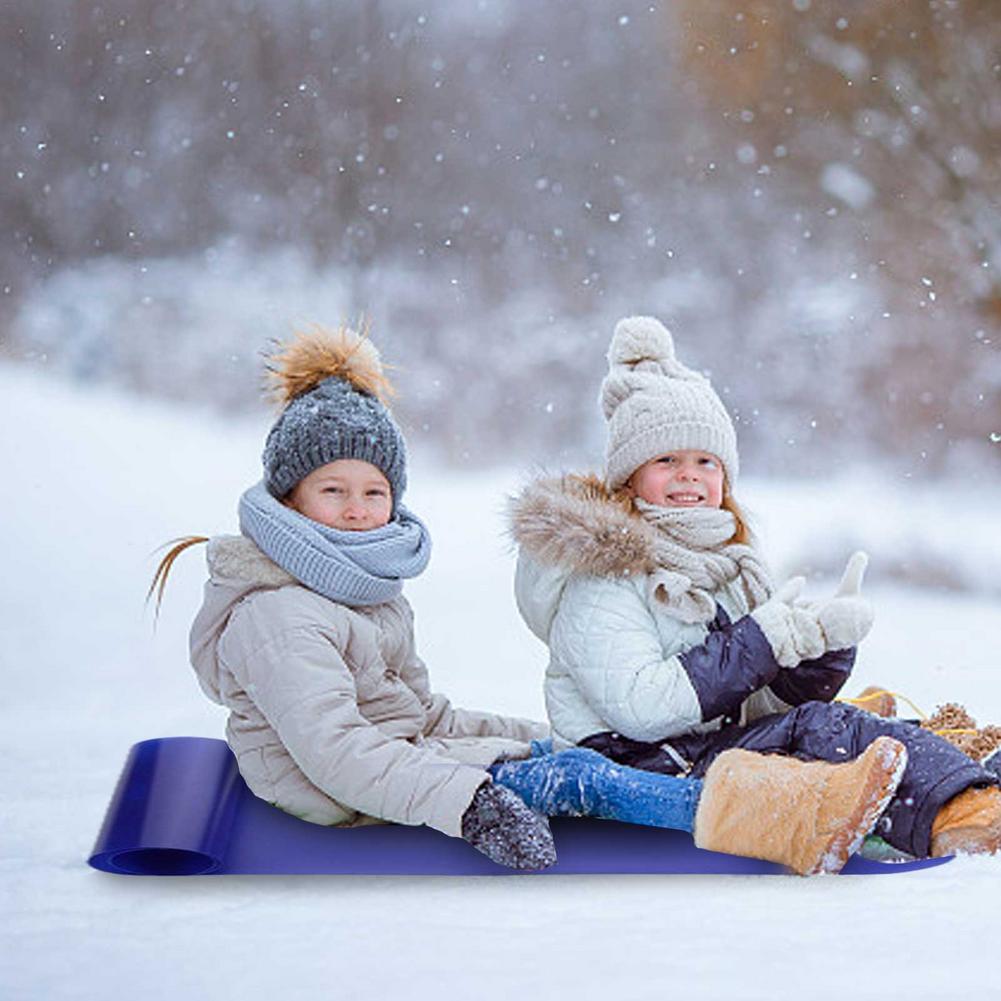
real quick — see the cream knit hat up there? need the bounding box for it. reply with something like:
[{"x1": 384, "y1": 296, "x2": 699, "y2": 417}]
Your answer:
[{"x1": 601, "y1": 316, "x2": 738, "y2": 489}]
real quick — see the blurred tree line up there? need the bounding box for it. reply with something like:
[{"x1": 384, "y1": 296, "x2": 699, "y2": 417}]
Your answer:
[
  {"x1": 1, "y1": 0, "x2": 998, "y2": 475},
  {"x1": 678, "y1": 0, "x2": 1001, "y2": 470}
]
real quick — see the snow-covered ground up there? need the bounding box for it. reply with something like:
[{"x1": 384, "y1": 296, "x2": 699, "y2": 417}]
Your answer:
[{"x1": 3, "y1": 363, "x2": 1000, "y2": 1001}]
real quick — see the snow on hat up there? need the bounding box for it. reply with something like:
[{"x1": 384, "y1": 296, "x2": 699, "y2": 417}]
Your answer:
[
  {"x1": 600, "y1": 316, "x2": 738, "y2": 489},
  {"x1": 262, "y1": 324, "x2": 407, "y2": 511}
]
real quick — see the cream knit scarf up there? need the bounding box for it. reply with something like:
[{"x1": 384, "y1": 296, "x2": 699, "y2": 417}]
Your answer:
[{"x1": 633, "y1": 500, "x2": 773, "y2": 624}]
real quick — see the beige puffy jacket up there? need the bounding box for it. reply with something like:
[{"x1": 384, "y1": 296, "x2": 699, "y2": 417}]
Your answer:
[{"x1": 189, "y1": 535, "x2": 547, "y2": 837}]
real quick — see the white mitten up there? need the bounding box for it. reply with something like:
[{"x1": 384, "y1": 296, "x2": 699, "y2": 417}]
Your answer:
[
  {"x1": 751, "y1": 576, "x2": 827, "y2": 668},
  {"x1": 816, "y1": 551, "x2": 874, "y2": 651}
]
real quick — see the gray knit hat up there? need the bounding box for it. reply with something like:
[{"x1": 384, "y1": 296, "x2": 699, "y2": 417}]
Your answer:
[
  {"x1": 262, "y1": 326, "x2": 407, "y2": 511},
  {"x1": 601, "y1": 316, "x2": 738, "y2": 490}
]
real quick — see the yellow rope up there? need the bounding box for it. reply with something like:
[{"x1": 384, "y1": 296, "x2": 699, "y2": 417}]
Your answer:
[
  {"x1": 837, "y1": 690, "x2": 989, "y2": 742},
  {"x1": 838, "y1": 688, "x2": 1001, "y2": 771},
  {"x1": 837, "y1": 688, "x2": 929, "y2": 721}
]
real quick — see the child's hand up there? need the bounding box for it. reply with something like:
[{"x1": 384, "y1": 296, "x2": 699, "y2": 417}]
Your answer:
[
  {"x1": 751, "y1": 576, "x2": 826, "y2": 668},
  {"x1": 835, "y1": 551, "x2": 869, "y2": 595},
  {"x1": 460, "y1": 783, "x2": 557, "y2": 870},
  {"x1": 816, "y1": 552, "x2": 874, "y2": 651}
]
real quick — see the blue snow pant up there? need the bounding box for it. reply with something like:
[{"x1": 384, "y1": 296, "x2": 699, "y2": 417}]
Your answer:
[
  {"x1": 489, "y1": 745, "x2": 703, "y2": 834},
  {"x1": 579, "y1": 700, "x2": 999, "y2": 858}
]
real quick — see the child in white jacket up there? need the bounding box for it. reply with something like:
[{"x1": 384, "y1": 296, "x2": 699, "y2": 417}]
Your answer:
[{"x1": 509, "y1": 316, "x2": 1001, "y2": 864}]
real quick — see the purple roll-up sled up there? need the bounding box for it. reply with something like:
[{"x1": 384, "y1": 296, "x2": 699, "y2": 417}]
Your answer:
[{"x1": 89, "y1": 737, "x2": 951, "y2": 876}]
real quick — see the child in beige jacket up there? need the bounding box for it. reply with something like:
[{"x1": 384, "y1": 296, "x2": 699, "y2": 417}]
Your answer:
[{"x1": 163, "y1": 325, "x2": 556, "y2": 868}]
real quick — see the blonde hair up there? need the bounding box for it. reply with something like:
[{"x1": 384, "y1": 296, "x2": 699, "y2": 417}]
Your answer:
[
  {"x1": 721, "y1": 487, "x2": 753, "y2": 546},
  {"x1": 147, "y1": 536, "x2": 208, "y2": 615}
]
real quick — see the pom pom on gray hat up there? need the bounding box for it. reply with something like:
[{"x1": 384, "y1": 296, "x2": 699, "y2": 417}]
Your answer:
[
  {"x1": 261, "y1": 324, "x2": 408, "y2": 512},
  {"x1": 600, "y1": 315, "x2": 739, "y2": 490}
]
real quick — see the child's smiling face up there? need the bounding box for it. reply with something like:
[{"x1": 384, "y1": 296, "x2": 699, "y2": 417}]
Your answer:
[
  {"x1": 284, "y1": 459, "x2": 393, "y2": 530},
  {"x1": 627, "y1": 449, "x2": 725, "y2": 509}
]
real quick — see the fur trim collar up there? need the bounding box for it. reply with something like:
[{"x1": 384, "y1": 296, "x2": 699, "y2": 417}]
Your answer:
[
  {"x1": 508, "y1": 474, "x2": 660, "y2": 577},
  {"x1": 207, "y1": 535, "x2": 297, "y2": 588}
]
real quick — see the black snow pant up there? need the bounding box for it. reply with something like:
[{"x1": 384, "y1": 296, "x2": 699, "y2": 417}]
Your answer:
[{"x1": 580, "y1": 700, "x2": 998, "y2": 858}]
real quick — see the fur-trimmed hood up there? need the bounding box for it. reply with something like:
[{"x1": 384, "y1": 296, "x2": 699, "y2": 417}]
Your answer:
[
  {"x1": 508, "y1": 473, "x2": 661, "y2": 578},
  {"x1": 509, "y1": 473, "x2": 770, "y2": 645},
  {"x1": 508, "y1": 473, "x2": 660, "y2": 643}
]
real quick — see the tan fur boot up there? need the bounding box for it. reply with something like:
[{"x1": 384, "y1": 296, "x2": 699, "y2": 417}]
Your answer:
[
  {"x1": 930, "y1": 786, "x2": 1001, "y2": 857},
  {"x1": 693, "y1": 736, "x2": 908, "y2": 875}
]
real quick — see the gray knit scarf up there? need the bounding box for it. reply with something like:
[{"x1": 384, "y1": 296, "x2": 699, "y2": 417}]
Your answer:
[
  {"x1": 634, "y1": 500, "x2": 773, "y2": 624},
  {"x1": 238, "y1": 480, "x2": 432, "y2": 607}
]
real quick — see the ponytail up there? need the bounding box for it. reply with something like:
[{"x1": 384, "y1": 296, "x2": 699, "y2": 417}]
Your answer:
[{"x1": 147, "y1": 536, "x2": 209, "y2": 615}]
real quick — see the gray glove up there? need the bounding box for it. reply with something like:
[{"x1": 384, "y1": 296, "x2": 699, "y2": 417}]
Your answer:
[{"x1": 460, "y1": 782, "x2": 557, "y2": 870}]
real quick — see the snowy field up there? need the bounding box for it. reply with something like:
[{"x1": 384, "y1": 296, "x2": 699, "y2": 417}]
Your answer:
[{"x1": 3, "y1": 362, "x2": 1001, "y2": 1001}]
